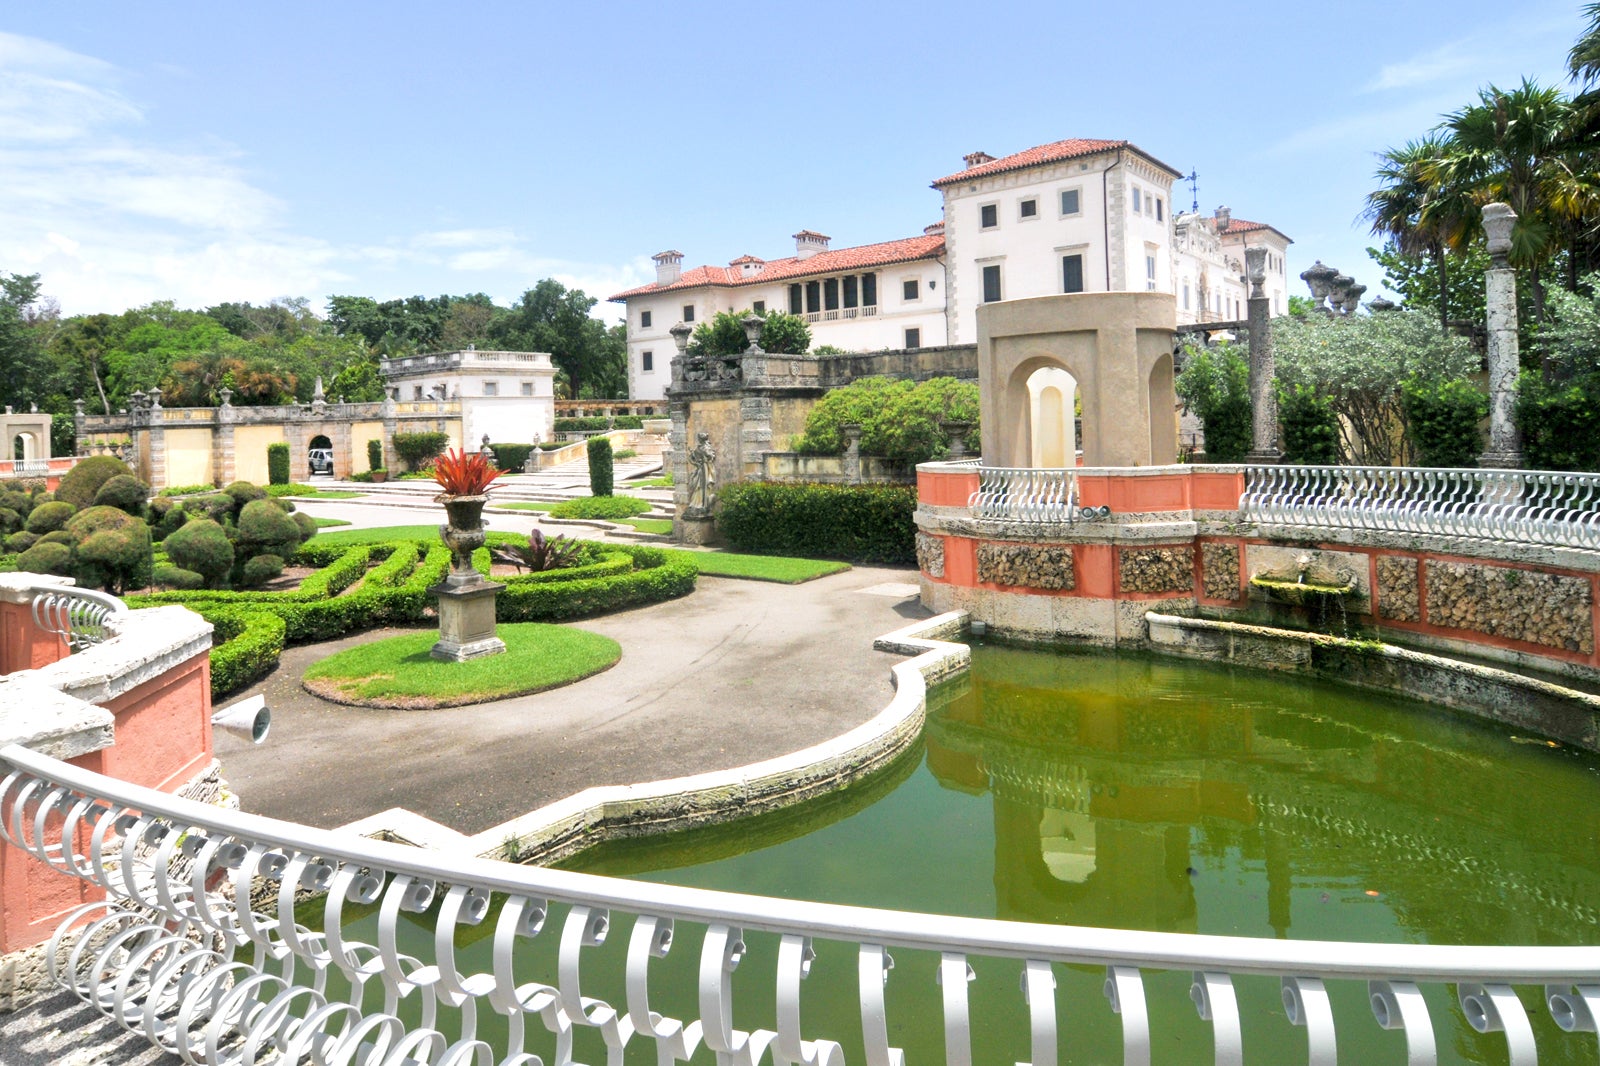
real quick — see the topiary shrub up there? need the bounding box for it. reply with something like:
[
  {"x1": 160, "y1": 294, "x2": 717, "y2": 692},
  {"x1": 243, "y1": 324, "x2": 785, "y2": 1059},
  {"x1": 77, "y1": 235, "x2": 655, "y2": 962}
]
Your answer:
[
  {"x1": 26, "y1": 500, "x2": 77, "y2": 534},
  {"x1": 553, "y1": 416, "x2": 644, "y2": 432},
  {"x1": 1278, "y1": 382, "x2": 1342, "y2": 465},
  {"x1": 152, "y1": 500, "x2": 189, "y2": 541},
  {"x1": 291, "y1": 511, "x2": 319, "y2": 542},
  {"x1": 488, "y1": 442, "x2": 534, "y2": 472},
  {"x1": 587, "y1": 436, "x2": 614, "y2": 497},
  {"x1": 235, "y1": 498, "x2": 304, "y2": 563},
  {"x1": 267, "y1": 442, "x2": 290, "y2": 485},
  {"x1": 163, "y1": 517, "x2": 235, "y2": 588},
  {"x1": 223, "y1": 481, "x2": 268, "y2": 515},
  {"x1": 1401, "y1": 377, "x2": 1489, "y2": 467},
  {"x1": 93, "y1": 474, "x2": 151, "y2": 517},
  {"x1": 239, "y1": 553, "x2": 285, "y2": 587},
  {"x1": 64, "y1": 506, "x2": 152, "y2": 593},
  {"x1": 182, "y1": 493, "x2": 236, "y2": 523},
  {"x1": 547, "y1": 495, "x2": 650, "y2": 520},
  {"x1": 717, "y1": 482, "x2": 916, "y2": 564},
  {"x1": 0, "y1": 508, "x2": 18, "y2": 535},
  {"x1": 5, "y1": 530, "x2": 38, "y2": 554},
  {"x1": 393, "y1": 431, "x2": 449, "y2": 472},
  {"x1": 0, "y1": 490, "x2": 29, "y2": 515},
  {"x1": 36, "y1": 530, "x2": 74, "y2": 547},
  {"x1": 16, "y1": 540, "x2": 72, "y2": 577},
  {"x1": 794, "y1": 376, "x2": 980, "y2": 465},
  {"x1": 56, "y1": 455, "x2": 134, "y2": 509},
  {"x1": 368, "y1": 438, "x2": 384, "y2": 472},
  {"x1": 152, "y1": 563, "x2": 205, "y2": 590}
]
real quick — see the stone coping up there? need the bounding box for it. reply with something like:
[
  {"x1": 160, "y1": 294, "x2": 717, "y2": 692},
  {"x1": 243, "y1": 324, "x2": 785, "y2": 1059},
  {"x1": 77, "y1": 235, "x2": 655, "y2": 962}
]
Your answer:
[
  {"x1": 1145, "y1": 612, "x2": 1600, "y2": 751},
  {"x1": 338, "y1": 610, "x2": 972, "y2": 863}
]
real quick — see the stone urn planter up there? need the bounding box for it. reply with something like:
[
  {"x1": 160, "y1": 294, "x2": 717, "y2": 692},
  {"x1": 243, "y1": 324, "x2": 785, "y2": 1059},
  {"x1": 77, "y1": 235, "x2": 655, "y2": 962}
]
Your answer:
[
  {"x1": 371, "y1": 470, "x2": 388, "y2": 484},
  {"x1": 428, "y1": 449, "x2": 508, "y2": 661}
]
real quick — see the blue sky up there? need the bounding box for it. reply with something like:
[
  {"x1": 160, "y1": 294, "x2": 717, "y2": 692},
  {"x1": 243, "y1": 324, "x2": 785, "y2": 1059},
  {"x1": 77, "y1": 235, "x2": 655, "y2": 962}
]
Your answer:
[{"x1": 0, "y1": 1, "x2": 1584, "y2": 322}]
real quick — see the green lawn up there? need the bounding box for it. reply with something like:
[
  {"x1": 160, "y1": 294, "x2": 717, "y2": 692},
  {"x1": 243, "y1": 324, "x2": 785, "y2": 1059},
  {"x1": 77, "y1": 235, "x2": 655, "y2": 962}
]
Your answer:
[
  {"x1": 302, "y1": 623, "x2": 620, "y2": 708},
  {"x1": 311, "y1": 524, "x2": 849, "y2": 583},
  {"x1": 313, "y1": 517, "x2": 352, "y2": 528},
  {"x1": 267, "y1": 484, "x2": 365, "y2": 499},
  {"x1": 620, "y1": 518, "x2": 673, "y2": 534},
  {"x1": 500, "y1": 501, "x2": 557, "y2": 512},
  {"x1": 629, "y1": 476, "x2": 673, "y2": 489}
]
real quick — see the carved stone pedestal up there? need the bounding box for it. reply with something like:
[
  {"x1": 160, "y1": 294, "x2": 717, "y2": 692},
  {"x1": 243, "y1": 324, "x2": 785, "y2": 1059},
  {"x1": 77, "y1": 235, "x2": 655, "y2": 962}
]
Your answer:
[
  {"x1": 429, "y1": 578, "x2": 506, "y2": 661},
  {"x1": 678, "y1": 512, "x2": 718, "y2": 546}
]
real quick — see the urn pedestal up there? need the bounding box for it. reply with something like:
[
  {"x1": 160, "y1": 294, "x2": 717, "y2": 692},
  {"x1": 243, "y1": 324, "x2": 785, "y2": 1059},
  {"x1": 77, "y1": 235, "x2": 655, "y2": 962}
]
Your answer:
[
  {"x1": 678, "y1": 508, "x2": 718, "y2": 546},
  {"x1": 430, "y1": 493, "x2": 506, "y2": 661}
]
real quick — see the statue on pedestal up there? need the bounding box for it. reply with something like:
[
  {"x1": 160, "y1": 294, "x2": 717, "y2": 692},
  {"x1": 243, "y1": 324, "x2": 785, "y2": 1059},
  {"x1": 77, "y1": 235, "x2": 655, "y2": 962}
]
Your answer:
[{"x1": 686, "y1": 431, "x2": 717, "y2": 515}]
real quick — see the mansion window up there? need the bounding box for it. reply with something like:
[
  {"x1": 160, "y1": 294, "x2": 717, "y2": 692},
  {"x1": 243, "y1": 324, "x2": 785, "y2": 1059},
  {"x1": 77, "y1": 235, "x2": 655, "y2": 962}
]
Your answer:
[
  {"x1": 844, "y1": 276, "x2": 858, "y2": 308},
  {"x1": 1061, "y1": 255, "x2": 1084, "y2": 294},
  {"x1": 1131, "y1": 187, "x2": 1142, "y2": 214},
  {"x1": 905, "y1": 327, "x2": 921, "y2": 349},
  {"x1": 1156, "y1": 198, "x2": 1164, "y2": 221},
  {"x1": 902, "y1": 278, "x2": 918, "y2": 301},
  {"x1": 980, "y1": 203, "x2": 998, "y2": 229},
  {"x1": 641, "y1": 310, "x2": 652, "y2": 328},
  {"x1": 753, "y1": 300, "x2": 765, "y2": 314},
  {"x1": 521, "y1": 381, "x2": 534, "y2": 396},
  {"x1": 806, "y1": 281, "x2": 821, "y2": 313},
  {"x1": 824, "y1": 278, "x2": 840, "y2": 311},
  {"x1": 791, "y1": 274, "x2": 877, "y2": 318},
  {"x1": 1019, "y1": 198, "x2": 1038, "y2": 219},
  {"x1": 682, "y1": 304, "x2": 695, "y2": 322},
  {"x1": 1146, "y1": 255, "x2": 1157, "y2": 291},
  {"x1": 642, "y1": 351, "x2": 654, "y2": 372},
  {"x1": 789, "y1": 284, "x2": 803, "y2": 314},
  {"x1": 1060, "y1": 188, "x2": 1081, "y2": 216},
  {"x1": 1182, "y1": 283, "x2": 1190, "y2": 310},
  {"x1": 483, "y1": 382, "x2": 498, "y2": 396},
  {"x1": 413, "y1": 386, "x2": 423, "y2": 399},
  {"x1": 862, "y1": 273, "x2": 877, "y2": 306},
  {"x1": 982, "y1": 264, "x2": 1002, "y2": 303}
]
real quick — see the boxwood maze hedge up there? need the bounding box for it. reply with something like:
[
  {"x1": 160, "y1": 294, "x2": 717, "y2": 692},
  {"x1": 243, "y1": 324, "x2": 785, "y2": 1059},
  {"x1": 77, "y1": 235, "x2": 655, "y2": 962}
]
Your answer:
[{"x1": 133, "y1": 535, "x2": 696, "y2": 698}]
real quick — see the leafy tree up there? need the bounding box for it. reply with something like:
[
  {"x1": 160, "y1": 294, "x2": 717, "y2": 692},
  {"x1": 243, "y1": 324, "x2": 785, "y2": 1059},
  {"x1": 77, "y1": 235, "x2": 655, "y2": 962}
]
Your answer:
[
  {"x1": 1367, "y1": 239, "x2": 1489, "y2": 331},
  {"x1": 1399, "y1": 377, "x2": 1489, "y2": 466},
  {"x1": 795, "y1": 376, "x2": 979, "y2": 464},
  {"x1": 0, "y1": 272, "x2": 48, "y2": 415},
  {"x1": 1274, "y1": 311, "x2": 1479, "y2": 465},
  {"x1": 759, "y1": 311, "x2": 811, "y2": 354},
  {"x1": 687, "y1": 311, "x2": 751, "y2": 357},
  {"x1": 1278, "y1": 383, "x2": 1342, "y2": 464},
  {"x1": 1363, "y1": 135, "x2": 1477, "y2": 329},
  {"x1": 1174, "y1": 342, "x2": 1251, "y2": 463},
  {"x1": 488, "y1": 279, "x2": 625, "y2": 399}
]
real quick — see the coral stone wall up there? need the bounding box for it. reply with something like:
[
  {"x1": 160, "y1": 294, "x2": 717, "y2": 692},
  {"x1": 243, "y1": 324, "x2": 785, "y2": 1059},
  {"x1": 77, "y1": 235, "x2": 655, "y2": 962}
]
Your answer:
[
  {"x1": 1425, "y1": 560, "x2": 1594, "y2": 655},
  {"x1": 1119, "y1": 547, "x2": 1193, "y2": 594},
  {"x1": 1376, "y1": 557, "x2": 1421, "y2": 623},
  {"x1": 916, "y1": 533, "x2": 946, "y2": 579},
  {"x1": 977, "y1": 543, "x2": 1075, "y2": 590},
  {"x1": 1200, "y1": 542, "x2": 1241, "y2": 602}
]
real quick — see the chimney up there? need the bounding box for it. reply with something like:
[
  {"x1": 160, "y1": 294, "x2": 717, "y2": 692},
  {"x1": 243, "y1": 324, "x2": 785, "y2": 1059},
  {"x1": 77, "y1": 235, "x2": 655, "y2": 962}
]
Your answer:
[
  {"x1": 963, "y1": 151, "x2": 996, "y2": 169},
  {"x1": 793, "y1": 230, "x2": 830, "y2": 260},
  {"x1": 1215, "y1": 206, "x2": 1231, "y2": 231},
  {"x1": 652, "y1": 249, "x2": 683, "y2": 285},
  {"x1": 923, "y1": 221, "x2": 945, "y2": 236},
  {"x1": 729, "y1": 254, "x2": 765, "y2": 279}
]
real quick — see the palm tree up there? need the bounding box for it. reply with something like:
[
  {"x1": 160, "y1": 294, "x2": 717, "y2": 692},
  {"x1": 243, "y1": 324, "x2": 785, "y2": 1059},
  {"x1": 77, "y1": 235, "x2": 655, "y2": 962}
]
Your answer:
[
  {"x1": 1364, "y1": 134, "x2": 1473, "y2": 328},
  {"x1": 1435, "y1": 79, "x2": 1588, "y2": 322}
]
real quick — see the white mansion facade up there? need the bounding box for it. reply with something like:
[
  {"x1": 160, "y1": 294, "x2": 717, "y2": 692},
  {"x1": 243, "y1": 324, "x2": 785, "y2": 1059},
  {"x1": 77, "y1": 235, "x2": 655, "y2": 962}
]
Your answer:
[{"x1": 610, "y1": 138, "x2": 1292, "y2": 401}]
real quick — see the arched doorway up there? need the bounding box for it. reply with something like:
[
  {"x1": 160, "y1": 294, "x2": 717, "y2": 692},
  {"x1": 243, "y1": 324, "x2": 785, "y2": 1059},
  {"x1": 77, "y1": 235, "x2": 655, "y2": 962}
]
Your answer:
[
  {"x1": 308, "y1": 434, "x2": 334, "y2": 477},
  {"x1": 1026, "y1": 367, "x2": 1078, "y2": 468}
]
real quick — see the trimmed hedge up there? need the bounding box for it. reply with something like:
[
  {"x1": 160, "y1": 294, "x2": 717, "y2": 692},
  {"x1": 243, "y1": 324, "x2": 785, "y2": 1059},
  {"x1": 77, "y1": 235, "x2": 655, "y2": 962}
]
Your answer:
[
  {"x1": 717, "y1": 482, "x2": 917, "y2": 564},
  {"x1": 548, "y1": 495, "x2": 650, "y2": 520},
  {"x1": 588, "y1": 436, "x2": 614, "y2": 497},
  {"x1": 197, "y1": 605, "x2": 287, "y2": 697},
  {"x1": 394, "y1": 431, "x2": 449, "y2": 471},
  {"x1": 554, "y1": 416, "x2": 644, "y2": 431},
  {"x1": 497, "y1": 546, "x2": 696, "y2": 622},
  {"x1": 267, "y1": 442, "x2": 290, "y2": 485},
  {"x1": 367, "y1": 438, "x2": 384, "y2": 473},
  {"x1": 488, "y1": 443, "x2": 535, "y2": 472}
]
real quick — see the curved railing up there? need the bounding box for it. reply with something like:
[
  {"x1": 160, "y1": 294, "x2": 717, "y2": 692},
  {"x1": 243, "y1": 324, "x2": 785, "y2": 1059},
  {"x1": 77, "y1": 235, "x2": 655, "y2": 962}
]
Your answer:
[
  {"x1": 1241, "y1": 465, "x2": 1600, "y2": 551},
  {"x1": 27, "y1": 584, "x2": 127, "y2": 652},
  {"x1": 970, "y1": 466, "x2": 1110, "y2": 523},
  {"x1": 4, "y1": 743, "x2": 1598, "y2": 1066}
]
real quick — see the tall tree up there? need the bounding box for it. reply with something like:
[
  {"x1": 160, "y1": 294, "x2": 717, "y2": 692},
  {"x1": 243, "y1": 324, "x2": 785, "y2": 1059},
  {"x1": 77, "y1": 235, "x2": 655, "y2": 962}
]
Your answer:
[
  {"x1": 487, "y1": 280, "x2": 625, "y2": 399},
  {"x1": 0, "y1": 273, "x2": 48, "y2": 414},
  {"x1": 1363, "y1": 135, "x2": 1475, "y2": 328}
]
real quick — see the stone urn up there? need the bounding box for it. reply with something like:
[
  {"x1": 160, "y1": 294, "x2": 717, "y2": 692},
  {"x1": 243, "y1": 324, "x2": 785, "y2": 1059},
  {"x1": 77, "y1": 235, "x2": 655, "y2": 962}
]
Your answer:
[{"x1": 438, "y1": 494, "x2": 489, "y2": 587}]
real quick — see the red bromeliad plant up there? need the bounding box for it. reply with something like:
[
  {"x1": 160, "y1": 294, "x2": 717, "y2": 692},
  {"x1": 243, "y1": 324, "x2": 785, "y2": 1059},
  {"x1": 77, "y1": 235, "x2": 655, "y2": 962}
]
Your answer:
[{"x1": 432, "y1": 448, "x2": 507, "y2": 497}]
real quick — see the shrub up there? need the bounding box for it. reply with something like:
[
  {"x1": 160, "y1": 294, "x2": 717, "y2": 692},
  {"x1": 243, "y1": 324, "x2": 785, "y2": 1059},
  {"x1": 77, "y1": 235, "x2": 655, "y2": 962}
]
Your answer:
[
  {"x1": 164, "y1": 518, "x2": 235, "y2": 588},
  {"x1": 347, "y1": 470, "x2": 375, "y2": 482},
  {"x1": 367, "y1": 438, "x2": 384, "y2": 472},
  {"x1": 93, "y1": 474, "x2": 150, "y2": 517},
  {"x1": 236, "y1": 498, "x2": 304, "y2": 562},
  {"x1": 717, "y1": 482, "x2": 917, "y2": 564},
  {"x1": 0, "y1": 490, "x2": 30, "y2": 514},
  {"x1": 26, "y1": 500, "x2": 76, "y2": 534},
  {"x1": 553, "y1": 416, "x2": 644, "y2": 432},
  {"x1": 1515, "y1": 370, "x2": 1600, "y2": 472},
  {"x1": 0, "y1": 508, "x2": 18, "y2": 535},
  {"x1": 153, "y1": 503, "x2": 189, "y2": 542},
  {"x1": 495, "y1": 548, "x2": 697, "y2": 622},
  {"x1": 5, "y1": 530, "x2": 38, "y2": 554},
  {"x1": 292, "y1": 511, "x2": 318, "y2": 541},
  {"x1": 548, "y1": 495, "x2": 649, "y2": 520},
  {"x1": 1278, "y1": 383, "x2": 1342, "y2": 465},
  {"x1": 688, "y1": 310, "x2": 754, "y2": 357},
  {"x1": 158, "y1": 484, "x2": 215, "y2": 497},
  {"x1": 1175, "y1": 343, "x2": 1251, "y2": 463},
  {"x1": 267, "y1": 442, "x2": 290, "y2": 485},
  {"x1": 393, "y1": 431, "x2": 449, "y2": 471},
  {"x1": 613, "y1": 448, "x2": 638, "y2": 460},
  {"x1": 795, "y1": 376, "x2": 979, "y2": 464},
  {"x1": 223, "y1": 481, "x2": 268, "y2": 515},
  {"x1": 1400, "y1": 377, "x2": 1489, "y2": 468},
  {"x1": 240, "y1": 554, "x2": 285, "y2": 587},
  {"x1": 56, "y1": 455, "x2": 134, "y2": 509},
  {"x1": 36, "y1": 530, "x2": 74, "y2": 547},
  {"x1": 538, "y1": 441, "x2": 567, "y2": 450},
  {"x1": 588, "y1": 437, "x2": 614, "y2": 497},
  {"x1": 152, "y1": 563, "x2": 205, "y2": 590},
  {"x1": 758, "y1": 310, "x2": 811, "y2": 355},
  {"x1": 492, "y1": 530, "x2": 583, "y2": 572},
  {"x1": 16, "y1": 540, "x2": 72, "y2": 577},
  {"x1": 63, "y1": 507, "x2": 152, "y2": 593},
  {"x1": 265, "y1": 483, "x2": 317, "y2": 497},
  {"x1": 198, "y1": 606, "x2": 286, "y2": 697},
  {"x1": 488, "y1": 442, "x2": 534, "y2": 472}
]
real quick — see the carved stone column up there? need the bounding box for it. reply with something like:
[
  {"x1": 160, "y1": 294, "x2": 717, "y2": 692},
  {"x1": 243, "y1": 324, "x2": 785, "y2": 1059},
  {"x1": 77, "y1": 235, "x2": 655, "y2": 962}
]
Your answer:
[
  {"x1": 842, "y1": 424, "x2": 862, "y2": 484},
  {"x1": 1479, "y1": 203, "x2": 1525, "y2": 469},
  {"x1": 215, "y1": 388, "x2": 237, "y2": 486},
  {"x1": 1244, "y1": 247, "x2": 1281, "y2": 462}
]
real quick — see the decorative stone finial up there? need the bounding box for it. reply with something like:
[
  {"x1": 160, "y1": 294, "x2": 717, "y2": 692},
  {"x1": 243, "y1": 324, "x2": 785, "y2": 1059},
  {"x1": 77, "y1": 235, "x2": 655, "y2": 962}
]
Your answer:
[
  {"x1": 1367, "y1": 296, "x2": 1398, "y2": 312},
  {"x1": 741, "y1": 313, "x2": 764, "y2": 353},
  {"x1": 669, "y1": 321, "x2": 693, "y2": 354},
  {"x1": 218, "y1": 386, "x2": 233, "y2": 407},
  {"x1": 1299, "y1": 261, "x2": 1338, "y2": 307},
  {"x1": 1483, "y1": 203, "x2": 1517, "y2": 266},
  {"x1": 1244, "y1": 247, "x2": 1268, "y2": 299},
  {"x1": 312, "y1": 376, "x2": 326, "y2": 402}
]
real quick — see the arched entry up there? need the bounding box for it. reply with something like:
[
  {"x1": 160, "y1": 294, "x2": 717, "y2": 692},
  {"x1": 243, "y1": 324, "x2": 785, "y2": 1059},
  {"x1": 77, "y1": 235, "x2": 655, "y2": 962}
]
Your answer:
[
  {"x1": 1147, "y1": 353, "x2": 1175, "y2": 464},
  {"x1": 1026, "y1": 367, "x2": 1077, "y2": 468},
  {"x1": 308, "y1": 434, "x2": 334, "y2": 477}
]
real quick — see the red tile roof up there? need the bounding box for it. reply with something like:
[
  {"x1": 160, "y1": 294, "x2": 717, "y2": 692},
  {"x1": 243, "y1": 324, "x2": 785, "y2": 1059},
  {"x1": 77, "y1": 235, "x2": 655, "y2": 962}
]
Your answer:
[
  {"x1": 609, "y1": 233, "x2": 946, "y2": 301},
  {"x1": 931, "y1": 138, "x2": 1184, "y2": 186},
  {"x1": 1216, "y1": 217, "x2": 1293, "y2": 243}
]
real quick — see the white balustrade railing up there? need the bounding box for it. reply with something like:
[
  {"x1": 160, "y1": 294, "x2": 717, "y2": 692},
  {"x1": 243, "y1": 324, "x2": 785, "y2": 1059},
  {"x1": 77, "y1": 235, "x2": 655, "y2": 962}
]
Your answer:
[
  {"x1": 28, "y1": 584, "x2": 127, "y2": 652},
  {"x1": 4, "y1": 744, "x2": 1600, "y2": 1064},
  {"x1": 0, "y1": 458, "x2": 51, "y2": 478},
  {"x1": 970, "y1": 466, "x2": 1108, "y2": 522},
  {"x1": 1242, "y1": 465, "x2": 1600, "y2": 551}
]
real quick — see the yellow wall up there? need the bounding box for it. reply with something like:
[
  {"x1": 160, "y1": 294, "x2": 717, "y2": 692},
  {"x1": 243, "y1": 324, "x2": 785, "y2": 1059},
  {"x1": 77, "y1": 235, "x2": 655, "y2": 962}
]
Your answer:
[
  {"x1": 771, "y1": 397, "x2": 817, "y2": 452},
  {"x1": 163, "y1": 428, "x2": 214, "y2": 488},
  {"x1": 234, "y1": 425, "x2": 286, "y2": 485},
  {"x1": 352, "y1": 421, "x2": 384, "y2": 473}
]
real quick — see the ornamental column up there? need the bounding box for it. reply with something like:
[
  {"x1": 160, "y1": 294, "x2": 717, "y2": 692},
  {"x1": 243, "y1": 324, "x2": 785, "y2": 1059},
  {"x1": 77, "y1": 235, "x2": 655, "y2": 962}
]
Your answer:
[
  {"x1": 1244, "y1": 246, "x2": 1281, "y2": 462},
  {"x1": 1479, "y1": 202, "x2": 1524, "y2": 469}
]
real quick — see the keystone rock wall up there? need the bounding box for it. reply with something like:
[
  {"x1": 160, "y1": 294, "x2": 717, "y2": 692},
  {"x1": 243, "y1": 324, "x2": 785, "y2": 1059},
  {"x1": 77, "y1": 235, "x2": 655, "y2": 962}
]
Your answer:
[
  {"x1": 1425, "y1": 560, "x2": 1593, "y2": 654},
  {"x1": 1376, "y1": 556, "x2": 1421, "y2": 622},
  {"x1": 977, "y1": 542, "x2": 1075, "y2": 590},
  {"x1": 1120, "y1": 546, "x2": 1194, "y2": 594},
  {"x1": 1201, "y1": 542, "x2": 1241, "y2": 601}
]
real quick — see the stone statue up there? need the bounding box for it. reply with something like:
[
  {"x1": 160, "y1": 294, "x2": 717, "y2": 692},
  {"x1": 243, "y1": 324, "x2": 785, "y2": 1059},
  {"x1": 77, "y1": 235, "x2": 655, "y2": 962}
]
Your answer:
[{"x1": 687, "y1": 431, "x2": 716, "y2": 513}]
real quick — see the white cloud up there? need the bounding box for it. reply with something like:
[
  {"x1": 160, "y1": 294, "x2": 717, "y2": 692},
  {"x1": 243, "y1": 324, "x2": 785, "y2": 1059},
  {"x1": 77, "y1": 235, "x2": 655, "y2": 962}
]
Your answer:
[
  {"x1": 0, "y1": 31, "x2": 642, "y2": 319},
  {"x1": 1367, "y1": 43, "x2": 1479, "y2": 92}
]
